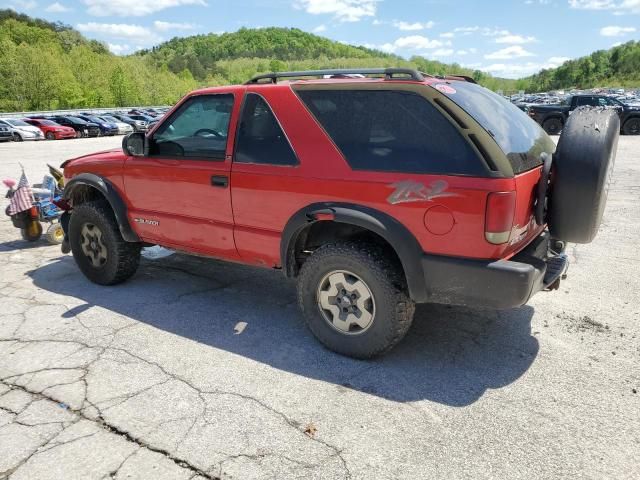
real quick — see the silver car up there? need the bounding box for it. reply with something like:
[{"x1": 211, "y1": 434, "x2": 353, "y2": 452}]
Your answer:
[{"x1": 0, "y1": 118, "x2": 44, "y2": 141}]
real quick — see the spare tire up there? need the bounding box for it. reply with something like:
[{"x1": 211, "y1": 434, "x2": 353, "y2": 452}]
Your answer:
[{"x1": 547, "y1": 108, "x2": 619, "y2": 244}]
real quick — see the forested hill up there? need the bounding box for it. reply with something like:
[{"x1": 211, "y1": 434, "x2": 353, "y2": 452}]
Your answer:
[
  {"x1": 0, "y1": 9, "x2": 197, "y2": 111},
  {"x1": 526, "y1": 41, "x2": 640, "y2": 92},
  {"x1": 0, "y1": 10, "x2": 519, "y2": 112},
  {"x1": 137, "y1": 27, "x2": 518, "y2": 89}
]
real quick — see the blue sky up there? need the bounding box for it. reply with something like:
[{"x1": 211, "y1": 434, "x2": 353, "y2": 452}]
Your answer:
[{"x1": 2, "y1": 0, "x2": 639, "y2": 78}]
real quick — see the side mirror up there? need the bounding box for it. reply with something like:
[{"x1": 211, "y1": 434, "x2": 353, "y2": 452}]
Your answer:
[{"x1": 122, "y1": 132, "x2": 146, "y2": 156}]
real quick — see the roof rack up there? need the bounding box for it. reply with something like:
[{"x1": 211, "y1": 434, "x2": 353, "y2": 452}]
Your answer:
[{"x1": 245, "y1": 68, "x2": 426, "y2": 85}]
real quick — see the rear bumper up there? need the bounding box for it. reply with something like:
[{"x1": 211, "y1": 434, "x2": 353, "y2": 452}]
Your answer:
[{"x1": 419, "y1": 232, "x2": 567, "y2": 309}]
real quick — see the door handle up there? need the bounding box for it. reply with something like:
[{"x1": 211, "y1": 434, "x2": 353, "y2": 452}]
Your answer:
[{"x1": 211, "y1": 175, "x2": 229, "y2": 188}]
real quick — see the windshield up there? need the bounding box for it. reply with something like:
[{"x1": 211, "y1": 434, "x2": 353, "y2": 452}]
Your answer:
[
  {"x1": 6, "y1": 119, "x2": 31, "y2": 127},
  {"x1": 432, "y1": 81, "x2": 556, "y2": 174},
  {"x1": 38, "y1": 120, "x2": 58, "y2": 126}
]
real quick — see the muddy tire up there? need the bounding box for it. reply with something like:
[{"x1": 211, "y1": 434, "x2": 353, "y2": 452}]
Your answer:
[
  {"x1": 622, "y1": 117, "x2": 640, "y2": 136},
  {"x1": 542, "y1": 117, "x2": 563, "y2": 135},
  {"x1": 69, "y1": 200, "x2": 141, "y2": 285},
  {"x1": 297, "y1": 242, "x2": 415, "y2": 359},
  {"x1": 548, "y1": 108, "x2": 620, "y2": 244}
]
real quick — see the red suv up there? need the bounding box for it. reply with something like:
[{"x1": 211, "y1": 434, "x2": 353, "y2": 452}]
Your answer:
[{"x1": 59, "y1": 69, "x2": 618, "y2": 358}]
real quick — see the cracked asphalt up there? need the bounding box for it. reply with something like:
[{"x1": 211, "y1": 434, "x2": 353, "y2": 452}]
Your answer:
[{"x1": 0, "y1": 136, "x2": 639, "y2": 479}]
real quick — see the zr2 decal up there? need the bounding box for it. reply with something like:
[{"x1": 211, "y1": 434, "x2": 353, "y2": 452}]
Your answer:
[
  {"x1": 387, "y1": 180, "x2": 458, "y2": 205},
  {"x1": 134, "y1": 218, "x2": 159, "y2": 226}
]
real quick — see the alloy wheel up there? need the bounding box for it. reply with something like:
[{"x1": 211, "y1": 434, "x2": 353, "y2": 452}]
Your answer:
[{"x1": 317, "y1": 270, "x2": 375, "y2": 335}]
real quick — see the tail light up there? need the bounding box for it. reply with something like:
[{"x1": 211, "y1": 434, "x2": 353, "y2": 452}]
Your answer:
[{"x1": 485, "y1": 192, "x2": 516, "y2": 244}]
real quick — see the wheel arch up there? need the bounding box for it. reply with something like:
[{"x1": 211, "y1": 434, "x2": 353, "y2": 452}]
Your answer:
[
  {"x1": 281, "y1": 203, "x2": 427, "y2": 302},
  {"x1": 63, "y1": 173, "x2": 140, "y2": 242}
]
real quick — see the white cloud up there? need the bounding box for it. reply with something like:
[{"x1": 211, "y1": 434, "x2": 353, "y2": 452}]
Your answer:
[
  {"x1": 313, "y1": 24, "x2": 327, "y2": 33},
  {"x1": 153, "y1": 21, "x2": 197, "y2": 31},
  {"x1": 439, "y1": 32, "x2": 455, "y2": 38},
  {"x1": 6, "y1": 0, "x2": 37, "y2": 9},
  {"x1": 569, "y1": 0, "x2": 640, "y2": 13},
  {"x1": 485, "y1": 45, "x2": 536, "y2": 59},
  {"x1": 480, "y1": 56, "x2": 572, "y2": 78},
  {"x1": 430, "y1": 48, "x2": 455, "y2": 57},
  {"x1": 392, "y1": 20, "x2": 434, "y2": 31},
  {"x1": 83, "y1": 0, "x2": 207, "y2": 17},
  {"x1": 495, "y1": 34, "x2": 537, "y2": 44},
  {"x1": 393, "y1": 35, "x2": 450, "y2": 50},
  {"x1": 77, "y1": 22, "x2": 162, "y2": 44},
  {"x1": 45, "y1": 1, "x2": 70, "y2": 11},
  {"x1": 294, "y1": 0, "x2": 377, "y2": 22},
  {"x1": 600, "y1": 25, "x2": 636, "y2": 36},
  {"x1": 108, "y1": 43, "x2": 130, "y2": 54},
  {"x1": 547, "y1": 56, "x2": 571, "y2": 66}
]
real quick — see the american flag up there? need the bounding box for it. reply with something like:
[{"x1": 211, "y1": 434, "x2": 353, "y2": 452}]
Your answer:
[{"x1": 8, "y1": 170, "x2": 33, "y2": 215}]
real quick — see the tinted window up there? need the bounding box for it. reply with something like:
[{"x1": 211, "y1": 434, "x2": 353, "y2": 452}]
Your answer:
[
  {"x1": 297, "y1": 89, "x2": 484, "y2": 175},
  {"x1": 150, "y1": 94, "x2": 233, "y2": 159},
  {"x1": 435, "y1": 81, "x2": 556, "y2": 174},
  {"x1": 235, "y1": 94, "x2": 298, "y2": 166}
]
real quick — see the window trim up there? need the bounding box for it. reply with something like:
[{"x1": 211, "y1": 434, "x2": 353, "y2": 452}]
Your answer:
[
  {"x1": 294, "y1": 88, "x2": 490, "y2": 177},
  {"x1": 233, "y1": 92, "x2": 300, "y2": 167},
  {"x1": 148, "y1": 93, "x2": 235, "y2": 162}
]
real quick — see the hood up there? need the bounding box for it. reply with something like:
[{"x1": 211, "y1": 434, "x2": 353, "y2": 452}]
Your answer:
[{"x1": 61, "y1": 148, "x2": 122, "y2": 168}]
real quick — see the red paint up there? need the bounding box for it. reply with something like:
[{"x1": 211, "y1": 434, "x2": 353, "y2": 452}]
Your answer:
[
  {"x1": 23, "y1": 118, "x2": 76, "y2": 140},
  {"x1": 63, "y1": 78, "x2": 546, "y2": 270}
]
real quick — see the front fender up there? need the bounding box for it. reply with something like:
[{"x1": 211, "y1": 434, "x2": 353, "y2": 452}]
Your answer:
[{"x1": 64, "y1": 173, "x2": 139, "y2": 242}]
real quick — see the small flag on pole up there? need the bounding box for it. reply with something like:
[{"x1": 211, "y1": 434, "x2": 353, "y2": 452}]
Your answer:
[{"x1": 8, "y1": 169, "x2": 33, "y2": 215}]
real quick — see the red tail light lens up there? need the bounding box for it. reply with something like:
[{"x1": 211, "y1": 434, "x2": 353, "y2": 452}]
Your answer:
[{"x1": 485, "y1": 191, "x2": 516, "y2": 244}]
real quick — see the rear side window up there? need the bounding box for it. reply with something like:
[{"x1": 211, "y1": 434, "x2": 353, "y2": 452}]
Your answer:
[
  {"x1": 435, "y1": 81, "x2": 556, "y2": 174},
  {"x1": 235, "y1": 94, "x2": 298, "y2": 166},
  {"x1": 296, "y1": 90, "x2": 485, "y2": 176}
]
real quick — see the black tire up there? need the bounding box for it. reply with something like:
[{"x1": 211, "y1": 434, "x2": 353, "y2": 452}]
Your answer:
[
  {"x1": 45, "y1": 131, "x2": 56, "y2": 140},
  {"x1": 548, "y1": 108, "x2": 620, "y2": 244},
  {"x1": 622, "y1": 117, "x2": 640, "y2": 136},
  {"x1": 297, "y1": 242, "x2": 415, "y2": 359},
  {"x1": 21, "y1": 221, "x2": 43, "y2": 242},
  {"x1": 69, "y1": 200, "x2": 141, "y2": 285},
  {"x1": 75, "y1": 130, "x2": 82, "y2": 139},
  {"x1": 542, "y1": 117, "x2": 563, "y2": 135},
  {"x1": 13, "y1": 133, "x2": 23, "y2": 142}
]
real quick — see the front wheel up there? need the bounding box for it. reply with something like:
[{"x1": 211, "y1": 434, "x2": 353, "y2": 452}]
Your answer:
[
  {"x1": 45, "y1": 131, "x2": 56, "y2": 140},
  {"x1": 297, "y1": 242, "x2": 415, "y2": 359},
  {"x1": 69, "y1": 200, "x2": 141, "y2": 285}
]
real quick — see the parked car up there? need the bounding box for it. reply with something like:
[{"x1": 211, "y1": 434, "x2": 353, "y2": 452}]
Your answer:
[
  {"x1": 23, "y1": 118, "x2": 76, "y2": 140},
  {"x1": 528, "y1": 94, "x2": 640, "y2": 135},
  {"x1": 0, "y1": 118, "x2": 44, "y2": 141},
  {"x1": 59, "y1": 68, "x2": 618, "y2": 358},
  {"x1": 46, "y1": 116, "x2": 101, "y2": 138},
  {"x1": 0, "y1": 123, "x2": 12, "y2": 142},
  {"x1": 77, "y1": 115, "x2": 118, "y2": 136},
  {"x1": 97, "y1": 115, "x2": 133, "y2": 135},
  {"x1": 112, "y1": 114, "x2": 148, "y2": 132},
  {"x1": 127, "y1": 113, "x2": 156, "y2": 125}
]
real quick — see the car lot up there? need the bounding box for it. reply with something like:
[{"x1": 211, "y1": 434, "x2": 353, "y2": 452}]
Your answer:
[{"x1": 0, "y1": 137, "x2": 638, "y2": 479}]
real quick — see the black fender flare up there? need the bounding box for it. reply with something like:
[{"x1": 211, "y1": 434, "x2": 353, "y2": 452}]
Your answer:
[
  {"x1": 281, "y1": 203, "x2": 427, "y2": 302},
  {"x1": 63, "y1": 173, "x2": 140, "y2": 242}
]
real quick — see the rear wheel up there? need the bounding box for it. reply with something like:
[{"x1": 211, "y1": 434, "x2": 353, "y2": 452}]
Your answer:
[
  {"x1": 622, "y1": 117, "x2": 640, "y2": 135},
  {"x1": 542, "y1": 117, "x2": 563, "y2": 135},
  {"x1": 13, "y1": 133, "x2": 23, "y2": 142},
  {"x1": 547, "y1": 108, "x2": 620, "y2": 244},
  {"x1": 297, "y1": 242, "x2": 415, "y2": 359},
  {"x1": 75, "y1": 130, "x2": 82, "y2": 139},
  {"x1": 69, "y1": 200, "x2": 141, "y2": 285}
]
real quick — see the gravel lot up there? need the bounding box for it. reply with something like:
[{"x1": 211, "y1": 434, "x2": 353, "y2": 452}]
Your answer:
[{"x1": 0, "y1": 136, "x2": 638, "y2": 479}]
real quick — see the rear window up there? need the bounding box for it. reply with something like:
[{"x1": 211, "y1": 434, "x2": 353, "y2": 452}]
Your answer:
[
  {"x1": 433, "y1": 82, "x2": 555, "y2": 174},
  {"x1": 296, "y1": 89, "x2": 485, "y2": 176}
]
